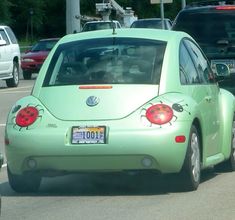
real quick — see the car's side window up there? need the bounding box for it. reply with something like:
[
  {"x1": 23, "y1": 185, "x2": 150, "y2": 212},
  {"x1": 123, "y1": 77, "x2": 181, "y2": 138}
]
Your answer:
[
  {"x1": 5, "y1": 27, "x2": 18, "y2": 44},
  {"x1": 184, "y1": 39, "x2": 215, "y2": 84},
  {"x1": 0, "y1": 29, "x2": 10, "y2": 45},
  {"x1": 179, "y1": 42, "x2": 199, "y2": 85}
]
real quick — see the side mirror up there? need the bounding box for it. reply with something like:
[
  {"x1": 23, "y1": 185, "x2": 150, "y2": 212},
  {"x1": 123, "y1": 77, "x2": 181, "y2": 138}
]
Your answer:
[
  {"x1": 0, "y1": 39, "x2": 7, "y2": 46},
  {"x1": 215, "y1": 63, "x2": 230, "y2": 80}
]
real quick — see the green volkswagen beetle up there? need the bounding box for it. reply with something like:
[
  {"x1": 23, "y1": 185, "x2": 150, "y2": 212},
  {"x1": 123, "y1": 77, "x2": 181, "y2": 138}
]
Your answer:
[{"x1": 5, "y1": 28, "x2": 235, "y2": 192}]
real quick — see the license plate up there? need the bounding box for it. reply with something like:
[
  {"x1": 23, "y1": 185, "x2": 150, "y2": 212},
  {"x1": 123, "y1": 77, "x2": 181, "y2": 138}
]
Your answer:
[{"x1": 71, "y1": 126, "x2": 106, "y2": 144}]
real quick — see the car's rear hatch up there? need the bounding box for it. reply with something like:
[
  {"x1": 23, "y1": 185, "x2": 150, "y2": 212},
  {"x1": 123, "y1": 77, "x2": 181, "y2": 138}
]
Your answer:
[{"x1": 38, "y1": 85, "x2": 159, "y2": 120}]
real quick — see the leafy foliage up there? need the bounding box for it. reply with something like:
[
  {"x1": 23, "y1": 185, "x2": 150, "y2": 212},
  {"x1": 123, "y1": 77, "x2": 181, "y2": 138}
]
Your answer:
[
  {"x1": 1, "y1": 0, "x2": 207, "y2": 41},
  {"x1": 0, "y1": 0, "x2": 12, "y2": 25}
]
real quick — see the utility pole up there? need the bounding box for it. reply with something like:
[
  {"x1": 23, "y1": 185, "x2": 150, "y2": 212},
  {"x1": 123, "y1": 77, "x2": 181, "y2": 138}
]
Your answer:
[
  {"x1": 182, "y1": 0, "x2": 186, "y2": 8},
  {"x1": 150, "y1": 0, "x2": 173, "y2": 29},
  {"x1": 66, "y1": 0, "x2": 81, "y2": 34},
  {"x1": 160, "y1": 0, "x2": 165, "y2": 29}
]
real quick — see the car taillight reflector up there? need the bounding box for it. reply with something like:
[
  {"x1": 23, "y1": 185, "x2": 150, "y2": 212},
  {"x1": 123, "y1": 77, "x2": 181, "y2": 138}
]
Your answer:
[
  {"x1": 216, "y1": 6, "x2": 235, "y2": 10},
  {"x1": 175, "y1": 135, "x2": 186, "y2": 143},
  {"x1": 146, "y1": 104, "x2": 173, "y2": 125},
  {"x1": 15, "y1": 106, "x2": 39, "y2": 127}
]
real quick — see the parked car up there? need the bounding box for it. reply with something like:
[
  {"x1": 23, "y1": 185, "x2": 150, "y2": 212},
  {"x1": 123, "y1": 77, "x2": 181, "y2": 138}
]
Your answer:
[
  {"x1": 130, "y1": 18, "x2": 172, "y2": 29},
  {"x1": 172, "y1": 1, "x2": 235, "y2": 95},
  {"x1": 21, "y1": 38, "x2": 60, "y2": 79},
  {"x1": 81, "y1": 20, "x2": 121, "y2": 32},
  {"x1": 5, "y1": 28, "x2": 235, "y2": 193},
  {"x1": 0, "y1": 25, "x2": 20, "y2": 87}
]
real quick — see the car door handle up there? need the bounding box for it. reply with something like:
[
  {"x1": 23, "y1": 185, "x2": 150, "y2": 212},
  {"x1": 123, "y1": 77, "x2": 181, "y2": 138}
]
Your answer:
[{"x1": 205, "y1": 96, "x2": 212, "y2": 102}]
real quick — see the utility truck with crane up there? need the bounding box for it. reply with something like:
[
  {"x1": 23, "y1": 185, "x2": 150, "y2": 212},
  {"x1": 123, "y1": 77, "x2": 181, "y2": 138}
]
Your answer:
[{"x1": 95, "y1": 0, "x2": 137, "y2": 27}]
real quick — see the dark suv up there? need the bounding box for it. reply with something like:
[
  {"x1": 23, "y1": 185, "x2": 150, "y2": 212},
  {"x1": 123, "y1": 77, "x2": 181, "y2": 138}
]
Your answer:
[{"x1": 172, "y1": 0, "x2": 235, "y2": 94}]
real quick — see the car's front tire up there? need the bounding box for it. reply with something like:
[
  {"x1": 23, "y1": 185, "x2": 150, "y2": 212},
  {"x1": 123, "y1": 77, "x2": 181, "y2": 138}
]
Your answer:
[
  {"x1": 22, "y1": 71, "x2": 32, "y2": 80},
  {"x1": 6, "y1": 61, "x2": 19, "y2": 87},
  {"x1": 7, "y1": 166, "x2": 41, "y2": 193},
  {"x1": 180, "y1": 125, "x2": 201, "y2": 191}
]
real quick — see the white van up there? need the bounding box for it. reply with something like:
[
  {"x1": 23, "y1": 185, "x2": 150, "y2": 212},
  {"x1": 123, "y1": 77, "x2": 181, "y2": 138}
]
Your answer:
[
  {"x1": 81, "y1": 20, "x2": 122, "y2": 32},
  {"x1": 0, "y1": 25, "x2": 20, "y2": 87}
]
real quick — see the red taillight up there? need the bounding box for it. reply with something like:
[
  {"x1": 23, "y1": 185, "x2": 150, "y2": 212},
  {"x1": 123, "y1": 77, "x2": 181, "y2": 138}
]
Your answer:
[
  {"x1": 15, "y1": 106, "x2": 39, "y2": 127},
  {"x1": 175, "y1": 135, "x2": 186, "y2": 143},
  {"x1": 146, "y1": 104, "x2": 173, "y2": 125},
  {"x1": 216, "y1": 6, "x2": 235, "y2": 10}
]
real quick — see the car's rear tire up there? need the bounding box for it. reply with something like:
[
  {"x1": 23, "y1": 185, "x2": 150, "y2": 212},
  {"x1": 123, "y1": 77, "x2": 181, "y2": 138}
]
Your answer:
[
  {"x1": 215, "y1": 114, "x2": 235, "y2": 171},
  {"x1": 180, "y1": 125, "x2": 201, "y2": 191},
  {"x1": 228, "y1": 115, "x2": 235, "y2": 170},
  {"x1": 23, "y1": 71, "x2": 32, "y2": 80},
  {"x1": 6, "y1": 61, "x2": 19, "y2": 87},
  {"x1": 7, "y1": 166, "x2": 41, "y2": 193}
]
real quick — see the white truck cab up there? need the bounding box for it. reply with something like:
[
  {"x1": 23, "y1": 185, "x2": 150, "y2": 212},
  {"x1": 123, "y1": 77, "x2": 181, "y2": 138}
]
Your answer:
[{"x1": 0, "y1": 25, "x2": 20, "y2": 87}]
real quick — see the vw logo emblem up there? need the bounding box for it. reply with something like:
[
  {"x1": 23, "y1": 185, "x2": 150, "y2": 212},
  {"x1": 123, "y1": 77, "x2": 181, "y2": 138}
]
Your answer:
[{"x1": 86, "y1": 96, "x2": 100, "y2": 107}]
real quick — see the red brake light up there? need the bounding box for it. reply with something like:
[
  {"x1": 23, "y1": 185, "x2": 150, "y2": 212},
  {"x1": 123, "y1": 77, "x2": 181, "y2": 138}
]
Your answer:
[
  {"x1": 15, "y1": 106, "x2": 39, "y2": 127},
  {"x1": 216, "y1": 6, "x2": 235, "y2": 10},
  {"x1": 175, "y1": 135, "x2": 186, "y2": 143},
  {"x1": 79, "y1": 85, "x2": 113, "y2": 89},
  {"x1": 146, "y1": 104, "x2": 173, "y2": 125}
]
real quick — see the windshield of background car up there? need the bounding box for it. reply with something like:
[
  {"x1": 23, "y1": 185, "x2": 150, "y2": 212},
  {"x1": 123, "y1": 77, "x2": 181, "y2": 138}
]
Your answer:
[
  {"x1": 31, "y1": 40, "x2": 58, "y2": 52},
  {"x1": 173, "y1": 9, "x2": 235, "y2": 58},
  {"x1": 131, "y1": 20, "x2": 163, "y2": 29},
  {"x1": 82, "y1": 22, "x2": 118, "y2": 32},
  {"x1": 43, "y1": 38, "x2": 166, "y2": 86}
]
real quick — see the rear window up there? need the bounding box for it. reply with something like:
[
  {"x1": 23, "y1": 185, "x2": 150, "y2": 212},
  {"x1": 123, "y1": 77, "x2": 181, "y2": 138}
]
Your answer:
[
  {"x1": 131, "y1": 20, "x2": 163, "y2": 29},
  {"x1": 31, "y1": 40, "x2": 58, "y2": 52},
  {"x1": 5, "y1": 26, "x2": 18, "y2": 44},
  {"x1": 43, "y1": 38, "x2": 166, "y2": 86},
  {"x1": 173, "y1": 10, "x2": 235, "y2": 45},
  {"x1": 82, "y1": 22, "x2": 120, "y2": 32}
]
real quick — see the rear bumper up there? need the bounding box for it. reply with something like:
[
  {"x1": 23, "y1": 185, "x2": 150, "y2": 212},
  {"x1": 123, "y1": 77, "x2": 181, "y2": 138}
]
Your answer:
[
  {"x1": 21, "y1": 62, "x2": 42, "y2": 72},
  {"x1": 6, "y1": 123, "x2": 190, "y2": 175}
]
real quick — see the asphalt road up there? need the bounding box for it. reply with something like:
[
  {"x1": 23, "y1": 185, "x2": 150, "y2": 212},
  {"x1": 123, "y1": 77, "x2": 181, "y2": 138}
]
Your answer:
[{"x1": 1, "y1": 77, "x2": 235, "y2": 220}]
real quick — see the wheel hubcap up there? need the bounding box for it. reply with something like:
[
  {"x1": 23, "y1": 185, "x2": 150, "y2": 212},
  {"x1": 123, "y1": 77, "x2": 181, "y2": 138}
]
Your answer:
[
  {"x1": 13, "y1": 65, "x2": 19, "y2": 83},
  {"x1": 191, "y1": 132, "x2": 200, "y2": 182}
]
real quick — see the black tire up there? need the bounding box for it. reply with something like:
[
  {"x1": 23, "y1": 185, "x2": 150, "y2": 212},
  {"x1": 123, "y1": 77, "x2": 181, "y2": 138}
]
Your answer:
[
  {"x1": 228, "y1": 115, "x2": 235, "y2": 170},
  {"x1": 5, "y1": 61, "x2": 19, "y2": 87},
  {"x1": 215, "y1": 115, "x2": 235, "y2": 172},
  {"x1": 23, "y1": 71, "x2": 32, "y2": 80},
  {"x1": 180, "y1": 125, "x2": 201, "y2": 191},
  {"x1": 7, "y1": 166, "x2": 41, "y2": 193}
]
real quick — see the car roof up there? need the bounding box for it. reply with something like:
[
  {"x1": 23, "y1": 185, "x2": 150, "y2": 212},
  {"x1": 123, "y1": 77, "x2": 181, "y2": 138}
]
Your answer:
[
  {"x1": 39, "y1": 38, "x2": 60, "y2": 42},
  {"x1": 183, "y1": 0, "x2": 235, "y2": 11},
  {"x1": 59, "y1": 28, "x2": 190, "y2": 44},
  {"x1": 0, "y1": 25, "x2": 9, "y2": 29},
  {"x1": 134, "y1": 18, "x2": 171, "y2": 21},
  {"x1": 84, "y1": 20, "x2": 120, "y2": 24}
]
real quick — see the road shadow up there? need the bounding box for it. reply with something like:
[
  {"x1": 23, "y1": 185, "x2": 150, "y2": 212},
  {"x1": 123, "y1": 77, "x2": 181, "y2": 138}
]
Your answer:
[{"x1": 0, "y1": 169, "x2": 219, "y2": 197}]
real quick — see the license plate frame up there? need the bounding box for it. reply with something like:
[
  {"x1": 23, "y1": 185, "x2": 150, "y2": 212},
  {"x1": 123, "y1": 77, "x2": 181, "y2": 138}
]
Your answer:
[{"x1": 71, "y1": 126, "x2": 106, "y2": 144}]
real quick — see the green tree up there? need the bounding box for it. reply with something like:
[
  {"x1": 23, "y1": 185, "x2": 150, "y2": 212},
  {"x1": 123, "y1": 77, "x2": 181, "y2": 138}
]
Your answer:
[
  {"x1": 0, "y1": 0, "x2": 12, "y2": 25},
  {"x1": 42, "y1": 0, "x2": 66, "y2": 38},
  {"x1": 5, "y1": 0, "x2": 209, "y2": 41},
  {"x1": 10, "y1": 0, "x2": 45, "y2": 41}
]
